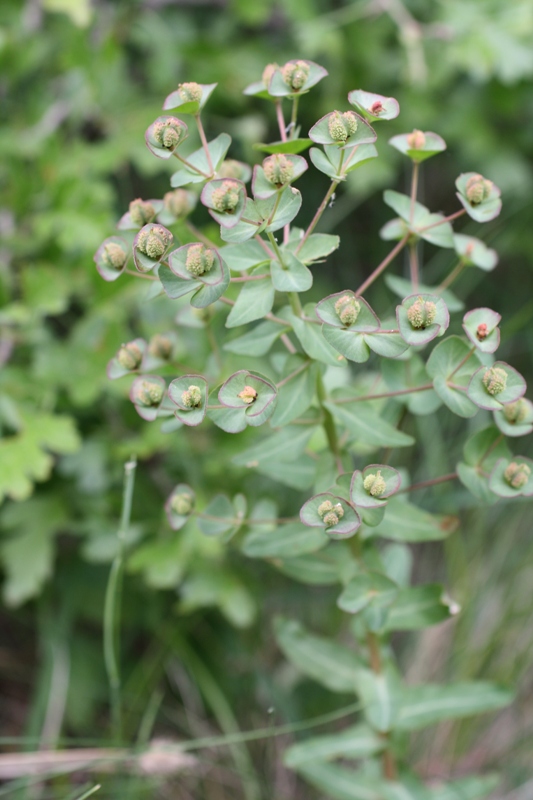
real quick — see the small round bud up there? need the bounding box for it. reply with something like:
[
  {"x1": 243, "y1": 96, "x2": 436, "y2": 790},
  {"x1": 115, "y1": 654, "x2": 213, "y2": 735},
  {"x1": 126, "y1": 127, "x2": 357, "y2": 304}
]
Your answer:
[
  {"x1": 137, "y1": 226, "x2": 172, "y2": 260},
  {"x1": 317, "y1": 500, "x2": 334, "y2": 518},
  {"x1": 185, "y1": 244, "x2": 215, "y2": 277},
  {"x1": 328, "y1": 110, "x2": 358, "y2": 143},
  {"x1": 181, "y1": 385, "x2": 203, "y2": 408},
  {"x1": 281, "y1": 60, "x2": 310, "y2": 91},
  {"x1": 153, "y1": 117, "x2": 186, "y2": 150},
  {"x1": 129, "y1": 198, "x2": 156, "y2": 227},
  {"x1": 476, "y1": 323, "x2": 489, "y2": 341},
  {"x1": 102, "y1": 242, "x2": 128, "y2": 270},
  {"x1": 363, "y1": 471, "x2": 387, "y2": 497},
  {"x1": 218, "y1": 160, "x2": 247, "y2": 180},
  {"x1": 465, "y1": 174, "x2": 493, "y2": 206},
  {"x1": 211, "y1": 180, "x2": 241, "y2": 213},
  {"x1": 117, "y1": 342, "x2": 142, "y2": 370},
  {"x1": 171, "y1": 492, "x2": 194, "y2": 515},
  {"x1": 262, "y1": 63, "x2": 278, "y2": 88},
  {"x1": 503, "y1": 399, "x2": 529, "y2": 425},
  {"x1": 407, "y1": 298, "x2": 437, "y2": 329},
  {"x1": 133, "y1": 379, "x2": 164, "y2": 407},
  {"x1": 263, "y1": 154, "x2": 295, "y2": 186},
  {"x1": 334, "y1": 294, "x2": 361, "y2": 327},
  {"x1": 504, "y1": 461, "x2": 531, "y2": 490},
  {"x1": 238, "y1": 385, "x2": 258, "y2": 404},
  {"x1": 370, "y1": 100, "x2": 384, "y2": 116},
  {"x1": 148, "y1": 334, "x2": 172, "y2": 360},
  {"x1": 178, "y1": 82, "x2": 202, "y2": 103},
  {"x1": 164, "y1": 189, "x2": 192, "y2": 219},
  {"x1": 407, "y1": 129, "x2": 426, "y2": 149},
  {"x1": 322, "y1": 511, "x2": 339, "y2": 528},
  {"x1": 464, "y1": 242, "x2": 475, "y2": 259},
  {"x1": 482, "y1": 366, "x2": 507, "y2": 396}
]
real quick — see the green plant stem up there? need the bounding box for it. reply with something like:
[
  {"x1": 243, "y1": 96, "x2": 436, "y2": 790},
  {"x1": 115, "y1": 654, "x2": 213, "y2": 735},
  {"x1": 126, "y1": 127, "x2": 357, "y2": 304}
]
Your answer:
[
  {"x1": 367, "y1": 613, "x2": 398, "y2": 781},
  {"x1": 103, "y1": 457, "x2": 137, "y2": 744},
  {"x1": 266, "y1": 191, "x2": 282, "y2": 226},
  {"x1": 316, "y1": 372, "x2": 343, "y2": 474},
  {"x1": 230, "y1": 273, "x2": 270, "y2": 282},
  {"x1": 172, "y1": 151, "x2": 210, "y2": 179},
  {"x1": 266, "y1": 230, "x2": 303, "y2": 316},
  {"x1": 402, "y1": 472, "x2": 458, "y2": 493},
  {"x1": 478, "y1": 434, "x2": 504, "y2": 467},
  {"x1": 438, "y1": 259, "x2": 466, "y2": 292},
  {"x1": 409, "y1": 241, "x2": 419, "y2": 290},
  {"x1": 356, "y1": 234, "x2": 410, "y2": 295},
  {"x1": 448, "y1": 346, "x2": 476, "y2": 380},
  {"x1": 194, "y1": 114, "x2": 213, "y2": 174},
  {"x1": 417, "y1": 208, "x2": 466, "y2": 232},
  {"x1": 295, "y1": 179, "x2": 340, "y2": 254},
  {"x1": 276, "y1": 100, "x2": 287, "y2": 142},
  {"x1": 289, "y1": 95, "x2": 299, "y2": 138},
  {"x1": 410, "y1": 161, "x2": 419, "y2": 224},
  {"x1": 255, "y1": 234, "x2": 275, "y2": 258},
  {"x1": 125, "y1": 269, "x2": 158, "y2": 280},
  {"x1": 333, "y1": 382, "x2": 433, "y2": 404}
]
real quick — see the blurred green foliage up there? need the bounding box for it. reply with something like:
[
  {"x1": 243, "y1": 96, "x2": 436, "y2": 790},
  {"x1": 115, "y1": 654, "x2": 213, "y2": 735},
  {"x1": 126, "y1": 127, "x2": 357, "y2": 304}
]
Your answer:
[{"x1": 1, "y1": 0, "x2": 533, "y2": 797}]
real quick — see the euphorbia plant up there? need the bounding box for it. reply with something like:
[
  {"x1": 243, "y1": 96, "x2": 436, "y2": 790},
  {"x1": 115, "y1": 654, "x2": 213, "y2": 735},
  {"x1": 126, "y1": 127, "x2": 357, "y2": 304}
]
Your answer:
[{"x1": 95, "y1": 64, "x2": 526, "y2": 796}]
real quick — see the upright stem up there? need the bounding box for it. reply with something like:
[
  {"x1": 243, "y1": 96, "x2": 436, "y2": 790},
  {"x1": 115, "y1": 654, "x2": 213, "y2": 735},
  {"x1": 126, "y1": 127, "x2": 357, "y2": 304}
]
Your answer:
[
  {"x1": 296, "y1": 180, "x2": 340, "y2": 255},
  {"x1": 356, "y1": 235, "x2": 410, "y2": 296},
  {"x1": 266, "y1": 230, "x2": 303, "y2": 317},
  {"x1": 103, "y1": 457, "x2": 137, "y2": 743},
  {"x1": 195, "y1": 114, "x2": 213, "y2": 174},
  {"x1": 438, "y1": 259, "x2": 465, "y2": 292},
  {"x1": 409, "y1": 161, "x2": 419, "y2": 225},
  {"x1": 276, "y1": 101, "x2": 287, "y2": 142},
  {"x1": 367, "y1": 624, "x2": 397, "y2": 780},
  {"x1": 316, "y1": 372, "x2": 343, "y2": 474},
  {"x1": 289, "y1": 95, "x2": 299, "y2": 138},
  {"x1": 409, "y1": 241, "x2": 419, "y2": 290}
]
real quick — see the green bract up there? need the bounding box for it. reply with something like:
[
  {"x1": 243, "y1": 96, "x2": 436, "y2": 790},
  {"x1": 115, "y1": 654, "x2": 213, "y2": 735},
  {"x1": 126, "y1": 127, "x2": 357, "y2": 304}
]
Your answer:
[{"x1": 389, "y1": 130, "x2": 446, "y2": 163}]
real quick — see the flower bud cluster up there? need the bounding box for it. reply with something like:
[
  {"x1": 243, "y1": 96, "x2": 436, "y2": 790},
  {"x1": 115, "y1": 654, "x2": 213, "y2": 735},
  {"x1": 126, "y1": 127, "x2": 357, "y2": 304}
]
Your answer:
[
  {"x1": 282, "y1": 60, "x2": 309, "y2": 90},
  {"x1": 465, "y1": 174, "x2": 493, "y2": 206},
  {"x1": 334, "y1": 295, "x2": 360, "y2": 326},
  {"x1": 407, "y1": 129, "x2": 426, "y2": 149},
  {"x1": 263, "y1": 154, "x2": 294, "y2": 186},
  {"x1": 185, "y1": 244, "x2": 215, "y2": 277},
  {"x1": 328, "y1": 111, "x2": 358, "y2": 143},
  {"x1": 211, "y1": 180, "x2": 240, "y2": 213},
  {"x1": 137, "y1": 226, "x2": 172, "y2": 260},
  {"x1": 102, "y1": 242, "x2": 128, "y2": 270},
  {"x1": 503, "y1": 399, "x2": 528, "y2": 424},
  {"x1": 171, "y1": 492, "x2": 194, "y2": 515},
  {"x1": 504, "y1": 461, "x2": 531, "y2": 490},
  {"x1": 133, "y1": 379, "x2": 164, "y2": 408},
  {"x1": 153, "y1": 117, "x2": 186, "y2": 150},
  {"x1": 148, "y1": 334, "x2": 172, "y2": 360},
  {"x1": 129, "y1": 199, "x2": 156, "y2": 227},
  {"x1": 117, "y1": 341, "x2": 142, "y2": 370},
  {"x1": 237, "y1": 385, "x2": 258, "y2": 404},
  {"x1": 363, "y1": 471, "x2": 386, "y2": 497},
  {"x1": 218, "y1": 160, "x2": 247, "y2": 180},
  {"x1": 476, "y1": 323, "x2": 489, "y2": 341},
  {"x1": 164, "y1": 189, "x2": 192, "y2": 218},
  {"x1": 178, "y1": 82, "x2": 202, "y2": 103},
  {"x1": 317, "y1": 499, "x2": 344, "y2": 528},
  {"x1": 482, "y1": 366, "x2": 507, "y2": 396},
  {"x1": 181, "y1": 385, "x2": 203, "y2": 408},
  {"x1": 407, "y1": 298, "x2": 437, "y2": 329}
]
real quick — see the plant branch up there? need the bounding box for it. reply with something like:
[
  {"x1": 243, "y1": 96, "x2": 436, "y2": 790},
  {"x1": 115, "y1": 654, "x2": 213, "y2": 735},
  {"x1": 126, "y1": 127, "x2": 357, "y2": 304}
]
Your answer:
[
  {"x1": 333, "y1": 383, "x2": 433, "y2": 405},
  {"x1": 125, "y1": 269, "x2": 158, "y2": 280},
  {"x1": 172, "y1": 151, "x2": 210, "y2": 179},
  {"x1": 355, "y1": 234, "x2": 410, "y2": 296},
  {"x1": 417, "y1": 208, "x2": 466, "y2": 232},
  {"x1": 438, "y1": 258, "x2": 466, "y2": 292},
  {"x1": 276, "y1": 100, "x2": 287, "y2": 142},
  {"x1": 295, "y1": 180, "x2": 340, "y2": 255},
  {"x1": 316, "y1": 372, "x2": 343, "y2": 474},
  {"x1": 276, "y1": 360, "x2": 311, "y2": 389},
  {"x1": 448, "y1": 346, "x2": 476, "y2": 380},
  {"x1": 402, "y1": 472, "x2": 458, "y2": 493},
  {"x1": 195, "y1": 114, "x2": 214, "y2": 174}
]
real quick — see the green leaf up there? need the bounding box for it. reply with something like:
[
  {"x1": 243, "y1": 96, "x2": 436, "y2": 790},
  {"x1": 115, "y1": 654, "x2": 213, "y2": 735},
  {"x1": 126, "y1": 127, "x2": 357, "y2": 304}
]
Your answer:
[
  {"x1": 270, "y1": 359, "x2": 316, "y2": 426},
  {"x1": 289, "y1": 306, "x2": 346, "y2": 366},
  {"x1": 128, "y1": 534, "x2": 184, "y2": 589},
  {"x1": 259, "y1": 186, "x2": 303, "y2": 233},
  {"x1": 224, "y1": 320, "x2": 288, "y2": 356},
  {"x1": 426, "y1": 336, "x2": 481, "y2": 418},
  {"x1": 383, "y1": 190, "x2": 454, "y2": 248},
  {"x1": 295, "y1": 762, "x2": 383, "y2": 800},
  {"x1": 219, "y1": 240, "x2": 269, "y2": 272},
  {"x1": 241, "y1": 521, "x2": 327, "y2": 559},
  {"x1": 322, "y1": 326, "x2": 371, "y2": 363},
  {"x1": 456, "y1": 172, "x2": 502, "y2": 223},
  {"x1": 225, "y1": 267, "x2": 275, "y2": 327},
  {"x1": 253, "y1": 138, "x2": 313, "y2": 155},
  {"x1": 285, "y1": 231, "x2": 340, "y2": 264},
  {"x1": 197, "y1": 494, "x2": 240, "y2": 537},
  {"x1": 309, "y1": 146, "x2": 339, "y2": 179},
  {"x1": 284, "y1": 724, "x2": 382, "y2": 768},
  {"x1": 384, "y1": 584, "x2": 457, "y2": 631},
  {"x1": 389, "y1": 131, "x2": 446, "y2": 163},
  {"x1": 429, "y1": 775, "x2": 499, "y2": 800},
  {"x1": 325, "y1": 401, "x2": 415, "y2": 448},
  {"x1": 467, "y1": 361, "x2": 526, "y2": 411},
  {"x1": 453, "y1": 234, "x2": 497, "y2": 271},
  {"x1": 354, "y1": 667, "x2": 400, "y2": 732},
  {"x1": 385, "y1": 275, "x2": 463, "y2": 313},
  {"x1": 0, "y1": 412, "x2": 81, "y2": 504},
  {"x1": 338, "y1": 572, "x2": 398, "y2": 615},
  {"x1": 274, "y1": 545, "x2": 356, "y2": 585},
  {"x1": 256, "y1": 456, "x2": 317, "y2": 490},
  {"x1": 274, "y1": 617, "x2": 362, "y2": 692},
  {"x1": 370, "y1": 497, "x2": 456, "y2": 542},
  {"x1": 381, "y1": 355, "x2": 442, "y2": 416},
  {"x1": 233, "y1": 425, "x2": 317, "y2": 468},
  {"x1": 397, "y1": 682, "x2": 513, "y2": 731},
  {"x1": 270, "y1": 252, "x2": 313, "y2": 292}
]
